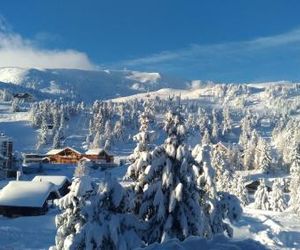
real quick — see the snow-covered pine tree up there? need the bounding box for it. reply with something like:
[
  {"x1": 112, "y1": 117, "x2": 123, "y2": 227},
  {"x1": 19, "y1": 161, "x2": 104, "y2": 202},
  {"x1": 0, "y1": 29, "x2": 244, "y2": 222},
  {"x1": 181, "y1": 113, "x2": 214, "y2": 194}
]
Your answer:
[
  {"x1": 53, "y1": 162, "x2": 96, "y2": 250},
  {"x1": 113, "y1": 120, "x2": 124, "y2": 142},
  {"x1": 232, "y1": 173, "x2": 249, "y2": 206},
  {"x1": 104, "y1": 139, "x2": 111, "y2": 151},
  {"x1": 239, "y1": 114, "x2": 252, "y2": 148},
  {"x1": 52, "y1": 129, "x2": 62, "y2": 149},
  {"x1": 52, "y1": 109, "x2": 60, "y2": 131},
  {"x1": 125, "y1": 111, "x2": 155, "y2": 181},
  {"x1": 104, "y1": 120, "x2": 113, "y2": 141},
  {"x1": 211, "y1": 121, "x2": 220, "y2": 144},
  {"x1": 36, "y1": 118, "x2": 48, "y2": 150},
  {"x1": 193, "y1": 143, "x2": 242, "y2": 237},
  {"x1": 254, "y1": 179, "x2": 270, "y2": 210},
  {"x1": 222, "y1": 107, "x2": 232, "y2": 136},
  {"x1": 74, "y1": 159, "x2": 90, "y2": 178},
  {"x1": 92, "y1": 131, "x2": 101, "y2": 148},
  {"x1": 288, "y1": 144, "x2": 300, "y2": 215},
  {"x1": 216, "y1": 169, "x2": 232, "y2": 193},
  {"x1": 133, "y1": 110, "x2": 208, "y2": 243},
  {"x1": 269, "y1": 179, "x2": 287, "y2": 212},
  {"x1": 290, "y1": 142, "x2": 300, "y2": 174},
  {"x1": 11, "y1": 98, "x2": 20, "y2": 112},
  {"x1": 132, "y1": 110, "x2": 241, "y2": 244},
  {"x1": 54, "y1": 170, "x2": 146, "y2": 250},
  {"x1": 227, "y1": 144, "x2": 243, "y2": 171},
  {"x1": 211, "y1": 145, "x2": 232, "y2": 183},
  {"x1": 77, "y1": 174, "x2": 145, "y2": 250},
  {"x1": 201, "y1": 128, "x2": 211, "y2": 145},
  {"x1": 258, "y1": 140, "x2": 272, "y2": 174}
]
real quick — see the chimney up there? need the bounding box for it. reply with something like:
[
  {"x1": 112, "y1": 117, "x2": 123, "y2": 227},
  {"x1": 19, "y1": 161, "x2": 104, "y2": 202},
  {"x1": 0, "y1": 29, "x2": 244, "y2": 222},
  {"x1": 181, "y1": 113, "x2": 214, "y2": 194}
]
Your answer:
[{"x1": 16, "y1": 171, "x2": 21, "y2": 181}]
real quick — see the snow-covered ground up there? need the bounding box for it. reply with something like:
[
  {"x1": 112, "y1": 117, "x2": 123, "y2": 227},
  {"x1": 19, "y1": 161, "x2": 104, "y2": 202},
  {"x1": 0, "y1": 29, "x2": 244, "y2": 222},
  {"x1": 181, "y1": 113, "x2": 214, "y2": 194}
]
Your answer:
[
  {"x1": 0, "y1": 80, "x2": 299, "y2": 249},
  {"x1": 0, "y1": 161, "x2": 299, "y2": 249}
]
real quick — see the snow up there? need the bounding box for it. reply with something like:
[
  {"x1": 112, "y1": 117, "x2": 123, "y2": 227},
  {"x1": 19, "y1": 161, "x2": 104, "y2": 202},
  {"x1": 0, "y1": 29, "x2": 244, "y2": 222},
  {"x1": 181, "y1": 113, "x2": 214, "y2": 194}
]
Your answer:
[
  {"x1": 126, "y1": 71, "x2": 161, "y2": 83},
  {"x1": 0, "y1": 77, "x2": 299, "y2": 248},
  {"x1": 0, "y1": 210, "x2": 57, "y2": 249},
  {"x1": 233, "y1": 208, "x2": 300, "y2": 249},
  {"x1": 141, "y1": 235, "x2": 266, "y2": 250},
  {"x1": 46, "y1": 147, "x2": 82, "y2": 155},
  {"x1": 0, "y1": 67, "x2": 29, "y2": 85},
  {"x1": 32, "y1": 175, "x2": 69, "y2": 189},
  {"x1": 0, "y1": 67, "x2": 184, "y2": 102},
  {"x1": 85, "y1": 148, "x2": 106, "y2": 155},
  {"x1": 46, "y1": 149, "x2": 65, "y2": 155},
  {"x1": 0, "y1": 181, "x2": 56, "y2": 207}
]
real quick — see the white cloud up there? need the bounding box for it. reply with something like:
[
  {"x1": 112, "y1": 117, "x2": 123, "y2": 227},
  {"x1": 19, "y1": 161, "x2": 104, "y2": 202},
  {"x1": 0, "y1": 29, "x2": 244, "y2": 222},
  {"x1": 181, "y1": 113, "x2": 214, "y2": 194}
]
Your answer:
[
  {"x1": 0, "y1": 16, "x2": 95, "y2": 70},
  {"x1": 121, "y1": 27, "x2": 300, "y2": 67}
]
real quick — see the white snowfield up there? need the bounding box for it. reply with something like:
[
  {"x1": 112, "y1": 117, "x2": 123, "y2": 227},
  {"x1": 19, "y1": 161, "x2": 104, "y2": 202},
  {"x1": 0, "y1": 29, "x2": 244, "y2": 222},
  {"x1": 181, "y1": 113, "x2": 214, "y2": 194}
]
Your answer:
[{"x1": 0, "y1": 181, "x2": 55, "y2": 207}]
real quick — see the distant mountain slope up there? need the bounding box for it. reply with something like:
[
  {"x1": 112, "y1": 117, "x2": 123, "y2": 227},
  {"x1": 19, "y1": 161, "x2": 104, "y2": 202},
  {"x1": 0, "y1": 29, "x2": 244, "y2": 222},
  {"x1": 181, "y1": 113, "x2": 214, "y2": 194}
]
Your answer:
[{"x1": 0, "y1": 67, "x2": 187, "y2": 102}]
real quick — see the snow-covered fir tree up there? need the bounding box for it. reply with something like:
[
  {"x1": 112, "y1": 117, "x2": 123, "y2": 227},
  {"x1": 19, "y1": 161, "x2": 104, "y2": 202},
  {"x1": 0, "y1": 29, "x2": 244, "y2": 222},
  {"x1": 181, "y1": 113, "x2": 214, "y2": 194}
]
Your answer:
[
  {"x1": 201, "y1": 128, "x2": 211, "y2": 145},
  {"x1": 290, "y1": 142, "x2": 300, "y2": 174},
  {"x1": 254, "y1": 179, "x2": 270, "y2": 210},
  {"x1": 125, "y1": 111, "x2": 155, "y2": 181},
  {"x1": 53, "y1": 162, "x2": 96, "y2": 250},
  {"x1": 52, "y1": 129, "x2": 62, "y2": 149},
  {"x1": 104, "y1": 139, "x2": 111, "y2": 151},
  {"x1": 92, "y1": 131, "x2": 101, "y2": 148},
  {"x1": 11, "y1": 98, "x2": 20, "y2": 112},
  {"x1": 211, "y1": 145, "x2": 232, "y2": 183},
  {"x1": 211, "y1": 120, "x2": 220, "y2": 143},
  {"x1": 216, "y1": 169, "x2": 232, "y2": 193},
  {"x1": 55, "y1": 173, "x2": 145, "y2": 250},
  {"x1": 113, "y1": 120, "x2": 124, "y2": 141},
  {"x1": 36, "y1": 118, "x2": 48, "y2": 150},
  {"x1": 258, "y1": 140, "x2": 272, "y2": 174},
  {"x1": 289, "y1": 144, "x2": 300, "y2": 215},
  {"x1": 129, "y1": 110, "x2": 241, "y2": 244},
  {"x1": 269, "y1": 179, "x2": 287, "y2": 212},
  {"x1": 193, "y1": 143, "x2": 242, "y2": 238},
  {"x1": 232, "y1": 173, "x2": 249, "y2": 206},
  {"x1": 221, "y1": 107, "x2": 232, "y2": 136},
  {"x1": 74, "y1": 159, "x2": 91, "y2": 178},
  {"x1": 239, "y1": 114, "x2": 252, "y2": 148}
]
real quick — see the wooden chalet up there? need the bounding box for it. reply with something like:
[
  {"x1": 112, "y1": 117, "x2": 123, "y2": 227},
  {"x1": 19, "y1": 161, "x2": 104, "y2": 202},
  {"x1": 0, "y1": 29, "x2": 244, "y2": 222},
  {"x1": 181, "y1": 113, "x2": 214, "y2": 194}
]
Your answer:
[
  {"x1": 23, "y1": 153, "x2": 47, "y2": 165},
  {"x1": 13, "y1": 92, "x2": 33, "y2": 101},
  {"x1": 23, "y1": 147, "x2": 115, "y2": 166},
  {"x1": 84, "y1": 148, "x2": 114, "y2": 163},
  {"x1": 46, "y1": 147, "x2": 82, "y2": 164},
  {"x1": 0, "y1": 181, "x2": 59, "y2": 217}
]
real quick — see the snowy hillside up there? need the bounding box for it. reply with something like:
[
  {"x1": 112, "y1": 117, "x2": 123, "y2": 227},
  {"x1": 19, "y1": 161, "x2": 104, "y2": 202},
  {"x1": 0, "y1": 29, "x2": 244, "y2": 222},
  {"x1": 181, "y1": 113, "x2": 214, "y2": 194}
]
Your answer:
[
  {"x1": 0, "y1": 79, "x2": 299, "y2": 249},
  {"x1": 0, "y1": 67, "x2": 186, "y2": 102}
]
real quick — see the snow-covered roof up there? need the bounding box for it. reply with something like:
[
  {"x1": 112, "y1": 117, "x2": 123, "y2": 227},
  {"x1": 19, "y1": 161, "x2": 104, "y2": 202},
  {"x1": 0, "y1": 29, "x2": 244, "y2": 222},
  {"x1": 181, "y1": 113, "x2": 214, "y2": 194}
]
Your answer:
[
  {"x1": 32, "y1": 175, "x2": 70, "y2": 189},
  {"x1": 46, "y1": 147, "x2": 82, "y2": 156},
  {"x1": 0, "y1": 181, "x2": 56, "y2": 208},
  {"x1": 85, "y1": 148, "x2": 111, "y2": 155},
  {"x1": 46, "y1": 149, "x2": 64, "y2": 155}
]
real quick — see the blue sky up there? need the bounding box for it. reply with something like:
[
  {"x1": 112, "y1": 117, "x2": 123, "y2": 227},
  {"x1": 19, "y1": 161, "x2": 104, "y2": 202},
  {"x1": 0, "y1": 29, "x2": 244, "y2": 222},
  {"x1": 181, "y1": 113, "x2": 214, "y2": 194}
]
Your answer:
[{"x1": 1, "y1": 0, "x2": 300, "y2": 82}]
